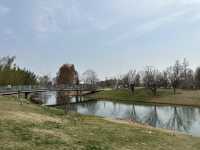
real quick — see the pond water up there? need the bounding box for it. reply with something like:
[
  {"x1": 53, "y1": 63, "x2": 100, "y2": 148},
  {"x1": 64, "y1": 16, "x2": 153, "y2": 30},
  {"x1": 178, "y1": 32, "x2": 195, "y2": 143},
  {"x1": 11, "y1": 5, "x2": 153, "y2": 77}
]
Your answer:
[{"x1": 33, "y1": 92, "x2": 200, "y2": 136}]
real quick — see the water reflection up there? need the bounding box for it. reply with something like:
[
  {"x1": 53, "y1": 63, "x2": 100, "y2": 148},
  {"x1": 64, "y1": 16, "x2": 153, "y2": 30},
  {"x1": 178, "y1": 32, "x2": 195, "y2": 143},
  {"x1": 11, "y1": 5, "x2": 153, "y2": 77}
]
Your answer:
[
  {"x1": 31, "y1": 91, "x2": 84, "y2": 105},
  {"x1": 32, "y1": 92, "x2": 200, "y2": 136},
  {"x1": 70, "y1": 101, "x2": 200, "y2": 136}
]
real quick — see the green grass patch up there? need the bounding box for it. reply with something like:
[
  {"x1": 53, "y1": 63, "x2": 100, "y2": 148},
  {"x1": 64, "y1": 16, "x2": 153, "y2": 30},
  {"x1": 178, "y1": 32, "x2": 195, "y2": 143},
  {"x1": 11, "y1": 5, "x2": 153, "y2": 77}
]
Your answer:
[{"x1": 87, "y1": 88, "x2": 173, "y2": 103}]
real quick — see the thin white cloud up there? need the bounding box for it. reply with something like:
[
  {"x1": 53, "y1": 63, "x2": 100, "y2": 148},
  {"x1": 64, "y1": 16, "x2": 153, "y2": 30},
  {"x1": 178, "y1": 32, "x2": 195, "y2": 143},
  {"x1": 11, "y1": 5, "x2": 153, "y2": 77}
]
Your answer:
[
  {"x1": 107, "y1": 10, "x2": 189, "y2": 46},
  {"x1": 31, "y1": 0, "x2": 200, "y2": 44},
  {"x1": 33, "y1": 0, "x2": 82, "y2": 33},
  {"x1": 33, "y1": 0, "x2": 120, "y2": 34},
  {"x1": 138, "y1": 10, "x2": 188, "y2": 33}
]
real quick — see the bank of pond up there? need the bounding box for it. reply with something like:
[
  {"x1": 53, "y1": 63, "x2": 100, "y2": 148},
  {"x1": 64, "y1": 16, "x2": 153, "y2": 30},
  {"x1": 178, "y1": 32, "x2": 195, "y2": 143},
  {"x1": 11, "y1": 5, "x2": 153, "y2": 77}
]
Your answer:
[{"x1": 31, "y1": 91, "x2": 200, "y2": 137}]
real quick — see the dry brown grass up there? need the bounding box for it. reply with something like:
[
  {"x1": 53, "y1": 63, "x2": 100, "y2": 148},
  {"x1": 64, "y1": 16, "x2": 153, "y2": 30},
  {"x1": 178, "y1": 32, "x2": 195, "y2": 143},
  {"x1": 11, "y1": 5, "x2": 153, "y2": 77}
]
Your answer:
[
  {"x1": 151, "y1": 89, "x2": 200, "y2": 107},
  {"x1": 1, "y1": 95, "x2": 200, "y2": 150},
  {"x1": 0, "y1": 110, "x2": 62, "y2": 123}
]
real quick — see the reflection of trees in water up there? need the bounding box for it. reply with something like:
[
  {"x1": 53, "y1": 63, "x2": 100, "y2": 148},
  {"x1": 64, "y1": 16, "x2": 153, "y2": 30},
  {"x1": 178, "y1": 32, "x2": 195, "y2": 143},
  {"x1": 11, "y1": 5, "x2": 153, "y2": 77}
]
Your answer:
[
  {"x1": 166, "y1": 107, "x2": 196, "y2": 132},
  {"x1": 78, "y1": 101, "x2": 99, "y2": 114},
  {"x1": 180, "y1": 107, "x2": 196, "y2": 129},
  {"x1": 112, "y1": 102, "x2": 117, "y2": 116},
  {"x1": 125, "y1": 105, "x2": 161, "y2": 126},
  {"x1": 126, "y1": 105, "x2": 138, "y2": 122},
  {"x1": 56, "y1": 92, "x2": 67, "y2": 105},
  {"x1": 144, "y1": 106, "x2": 162, "y2": 127},
  {"x1": 31, "y1": 92, "x2": 51, "y2": 104},
  {"x1": 56, "y1": 92, "x2": 71, "y2": 114},
  {"x1": 75, "y1": 95, "x2": 83, "y2": 103},
  {"x1": 127, "y1": 105, "x2": 198, "y2": 132}
]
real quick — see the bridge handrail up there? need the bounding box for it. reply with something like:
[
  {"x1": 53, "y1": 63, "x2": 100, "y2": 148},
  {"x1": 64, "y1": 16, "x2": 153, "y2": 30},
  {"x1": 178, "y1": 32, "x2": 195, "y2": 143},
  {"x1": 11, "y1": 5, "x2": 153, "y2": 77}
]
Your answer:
[{"x1": 0, "y1": 84, "x2": 97, "y2": 93}]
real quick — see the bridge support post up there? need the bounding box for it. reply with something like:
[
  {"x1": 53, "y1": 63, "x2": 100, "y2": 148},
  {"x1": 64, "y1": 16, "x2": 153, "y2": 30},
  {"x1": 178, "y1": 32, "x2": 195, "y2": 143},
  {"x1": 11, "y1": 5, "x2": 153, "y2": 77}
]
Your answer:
[
  {"x1": 17, "y1": 91, "x2": 21, "y2": 100},
  {"x1": 25, "y1": 92, "x2": 29, "y2": 99}
]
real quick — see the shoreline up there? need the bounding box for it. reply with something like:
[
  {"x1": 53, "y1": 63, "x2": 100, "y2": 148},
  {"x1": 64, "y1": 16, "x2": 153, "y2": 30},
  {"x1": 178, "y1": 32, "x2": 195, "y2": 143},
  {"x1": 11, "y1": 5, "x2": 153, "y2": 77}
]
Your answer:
[
  {"x1": 103, "y1": 117, "x2": 194, "y2": 138},
  {"x1": 85, "y1": 96, "x2": 200, "y2": 108},
  {"x1": 90, "y1": 97, "x2": 200, "y2": 108},
  {"x1": 86, "y1": 89, "x2": 200, "y2": 108}
]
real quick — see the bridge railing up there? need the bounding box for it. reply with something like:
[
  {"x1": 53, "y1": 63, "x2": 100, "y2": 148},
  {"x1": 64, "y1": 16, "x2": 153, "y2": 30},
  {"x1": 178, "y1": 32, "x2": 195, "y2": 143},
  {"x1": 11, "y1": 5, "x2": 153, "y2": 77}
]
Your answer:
[
  {"x1": 0, "y1": 84, "x2": 97, "y2": 93},
  {"x1": 52, "y1": 84, "x2": 97, "y2": 91},
  {"x1": 0, "y1": 85, "x2": 47, "y2": 93}
]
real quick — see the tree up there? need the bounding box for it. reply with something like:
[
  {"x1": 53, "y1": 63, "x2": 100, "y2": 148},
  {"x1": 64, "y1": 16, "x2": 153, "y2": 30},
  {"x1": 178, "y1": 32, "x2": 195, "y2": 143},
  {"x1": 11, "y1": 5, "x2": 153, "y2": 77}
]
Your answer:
[
  {"x1": 38, "y1": 75, "x2": 51, "y2": 87},
  {"x1": 0, "y1": 56, "x2": 37, "y2": 86},
  {"x1": 56, "y1": 64, "x2": 79, "y2": 85},
  {"x1": 143, "y1": 66, "x2": 159, "y2": 96},
  {"x1": 179, "y1": 58, "x2": 195, "y2": 89},
  {"x1": 157, "y1": 71, "x2": 169, "y2": 88},
  {"x1": 127, "y1": 70, "x2": 137, "y2": 94},
  {"x1": 82, "y1": 69, "x2": 98, "y2": 85},
  {"x1": 122, "y1": 74, "x2": 129, "y2": 88},
  {"x1": 195, "y1": 67, "x2": 200, "y2": 89},
  {"x1": 97, "y1": 77, "x2": 117, "y2": 88},
  {"x1": 0, "y1": 56, "x2": 16, "y2": 70},
  {"x1": 114, "y1": 74, "x2": 123, "y2": 89},
  {"x1": 167, "y1": 60, "x2": 182, "y2": 94},
  {"x1": 135, "y1": 73, "x2": 141, "y2": 87},
  {"x1": 182, "y1": 58, "x2": 189, "y2": 80},
  {"x1": 182, "y1": 69, "x2": 195, "y2": 89}
]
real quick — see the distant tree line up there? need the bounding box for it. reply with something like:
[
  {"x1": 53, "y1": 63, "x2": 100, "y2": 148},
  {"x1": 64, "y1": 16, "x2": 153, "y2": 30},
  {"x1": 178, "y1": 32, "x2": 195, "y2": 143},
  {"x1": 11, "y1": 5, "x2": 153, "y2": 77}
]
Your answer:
[
  {"x1": 98, "y1": 58, "x2": 200, "y2": 96},
  {"x1": 0, "y1": 56, "x2": 37, "y2": 86},
  {"x1": 3, "y1": 55, "x2": 200, "y2": 97}
]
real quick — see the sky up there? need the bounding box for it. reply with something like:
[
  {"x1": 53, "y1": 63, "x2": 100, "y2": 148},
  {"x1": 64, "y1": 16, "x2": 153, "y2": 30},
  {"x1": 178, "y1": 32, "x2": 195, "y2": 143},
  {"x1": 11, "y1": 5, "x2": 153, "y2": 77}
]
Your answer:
[{"x1": 1, "y1": 0, "x2": 200, "y2": 79}]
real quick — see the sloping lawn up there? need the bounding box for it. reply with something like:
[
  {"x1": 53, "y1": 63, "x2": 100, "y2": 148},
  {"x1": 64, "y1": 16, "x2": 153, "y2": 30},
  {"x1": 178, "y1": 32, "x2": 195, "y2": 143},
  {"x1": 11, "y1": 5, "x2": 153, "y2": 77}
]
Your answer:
[{"x1": 0, "y1": 96, "x2": 200, "y2": 150}]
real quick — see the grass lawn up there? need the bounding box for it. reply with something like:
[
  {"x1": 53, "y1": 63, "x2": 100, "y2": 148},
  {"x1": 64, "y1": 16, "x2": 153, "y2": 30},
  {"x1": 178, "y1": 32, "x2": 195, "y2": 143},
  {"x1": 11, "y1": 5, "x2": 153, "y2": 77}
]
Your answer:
[
  {"x1": 87, "y1": 88, "x2": 200, "y2": 107},
  {"x1": 0, "y1": 96, "x2": 200, "y2": 150}
]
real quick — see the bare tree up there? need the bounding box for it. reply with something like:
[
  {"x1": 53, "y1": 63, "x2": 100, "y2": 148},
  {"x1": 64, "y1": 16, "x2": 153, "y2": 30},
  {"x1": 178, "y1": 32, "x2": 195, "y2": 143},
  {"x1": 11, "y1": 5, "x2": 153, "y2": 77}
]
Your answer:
[
  {"x1": 182, "y1": 58, "x2": 189, "y2": 80},
  {"x1": 195, "y1": 67, "x2": 200, "y2": 89},
  {"x1": 179, "y1": 58, "x2": 195, "y2": 89},
  {"x1": 82, "y1": 69, "x2": 98, "y2": 85},
  {"x1": 135, "y1": 73, "x2": 141, "y2": 87},
  {"x1": 122, "y1": 74, "x2": 129, "y2": 88},
  {"x1": 155, "y1": 71, "x2": 170, "y2": 89},
  {"x1": 143, "y1": 66, "x2": 159, "y2": 96},
  {"x1": 127, "y1": 70, "x2": 137, "y2": 94},
  {"x1": 166, "y1": 60, "x2": 182, "y2": 94},
  {"x1": 184, "y1": 69, "x2": 195, "y2": 89},
  {"x1": 38, "y1": 75, "x2": 51, "y2": 87},
  {"x1": 114, "y1": 74, "x2": 123, "y2": 89}
]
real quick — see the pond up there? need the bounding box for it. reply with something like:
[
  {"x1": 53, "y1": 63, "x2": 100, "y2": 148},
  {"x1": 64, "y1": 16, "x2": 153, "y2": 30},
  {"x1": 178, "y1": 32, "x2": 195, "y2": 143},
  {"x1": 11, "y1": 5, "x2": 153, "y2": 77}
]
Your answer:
[{"x1": 33, "y1": 91, "x2": 200, "y2": 137}]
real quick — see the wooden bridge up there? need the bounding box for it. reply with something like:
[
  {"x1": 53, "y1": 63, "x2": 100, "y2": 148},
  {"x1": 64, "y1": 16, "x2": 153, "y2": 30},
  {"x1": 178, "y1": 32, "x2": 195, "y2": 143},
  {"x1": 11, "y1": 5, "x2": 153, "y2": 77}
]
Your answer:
[{"x1": 0, "y1": 84, "x2": 97, "y2": 98}]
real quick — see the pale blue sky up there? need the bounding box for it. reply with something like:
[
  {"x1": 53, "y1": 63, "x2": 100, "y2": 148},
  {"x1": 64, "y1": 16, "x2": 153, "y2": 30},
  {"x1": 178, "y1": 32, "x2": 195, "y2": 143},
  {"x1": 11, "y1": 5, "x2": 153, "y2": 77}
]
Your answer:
[{"x1": 1, "y1": 0, "x2": 200, "y2": 79}]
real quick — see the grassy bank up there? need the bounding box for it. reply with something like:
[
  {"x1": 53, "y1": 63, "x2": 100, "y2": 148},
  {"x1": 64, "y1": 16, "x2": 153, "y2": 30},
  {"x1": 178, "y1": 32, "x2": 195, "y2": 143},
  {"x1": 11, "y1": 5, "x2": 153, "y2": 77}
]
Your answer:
[
  {"x1": 87, "y1": 88, "x2": 200, "y2": 107},
  {"x1": 0, "y1": 96, "x2": 200, "y2": 150}
]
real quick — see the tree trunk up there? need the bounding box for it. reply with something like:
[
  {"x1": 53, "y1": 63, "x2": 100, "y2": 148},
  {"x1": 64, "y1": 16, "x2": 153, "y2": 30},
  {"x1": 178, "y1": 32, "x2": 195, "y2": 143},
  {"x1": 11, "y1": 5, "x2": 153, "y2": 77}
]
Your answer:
[
  {"x1": 153, "y1": 88, "x2": 157, "y2": 96},
  {"x1": 130, "y1": 84, "x2": 135, "y2": 95},
  {"x1": 173, "y1": 87, "x2": 176, "y2": 95}
]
